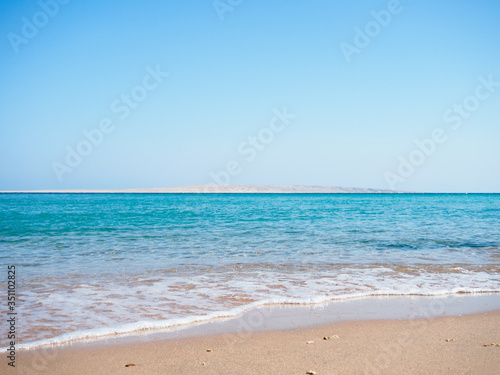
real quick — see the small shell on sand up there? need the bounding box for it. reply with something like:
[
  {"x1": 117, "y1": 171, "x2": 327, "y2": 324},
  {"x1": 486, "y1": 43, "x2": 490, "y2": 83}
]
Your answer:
[
  {"x1": 445, "y1": 339, "x2": 455, "y2": 342},
  {"x1": 206, "y1": 349, "x2": 213, "y2": 352},
  {"x1": 306, "y1": 341, "x2": 314, "y2": 344},
  {"x1": 201, "y1": 362, "x2": 206, "y2": 366},
  {"x1": 306, "y1": 371, "x2": 317, "y2": 375},
  {"x1": 324, "y1": 335, "x2": 339, "y2": 340},
  {"x1": 124, "y1": 364, "x2": 136, "y2": 367}
]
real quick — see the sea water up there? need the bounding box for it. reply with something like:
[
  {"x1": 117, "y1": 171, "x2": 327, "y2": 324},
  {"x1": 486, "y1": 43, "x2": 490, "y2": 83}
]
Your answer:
[{"x1": 1, "y1": 193, "x2": 499, "y2": 348}]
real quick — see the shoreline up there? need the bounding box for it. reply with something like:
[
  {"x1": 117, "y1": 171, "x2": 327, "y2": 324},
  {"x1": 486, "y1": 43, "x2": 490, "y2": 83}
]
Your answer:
[
  {"x1": 14, "y1": 293, "x2": 500, "y2": 352},
  {"x1": 16, "y1": 308, "x2": 500, "y2": 374}
]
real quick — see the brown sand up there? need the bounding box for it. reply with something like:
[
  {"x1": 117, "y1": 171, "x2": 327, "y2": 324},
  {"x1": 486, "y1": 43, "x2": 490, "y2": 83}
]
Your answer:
[{"x1": 15, "y1": 311, "x2": 500, "y2": 375}]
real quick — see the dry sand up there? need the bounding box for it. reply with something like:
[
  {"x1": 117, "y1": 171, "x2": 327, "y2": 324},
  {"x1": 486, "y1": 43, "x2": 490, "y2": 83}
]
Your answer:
[{"x1": 15, "y1": 311, "x2": 500, "y2": 375}]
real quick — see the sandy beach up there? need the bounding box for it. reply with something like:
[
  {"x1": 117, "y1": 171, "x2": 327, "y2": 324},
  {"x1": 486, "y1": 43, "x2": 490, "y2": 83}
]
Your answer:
[{"x1": 15, "y1": 310, "x2": 500, "y2": 375}]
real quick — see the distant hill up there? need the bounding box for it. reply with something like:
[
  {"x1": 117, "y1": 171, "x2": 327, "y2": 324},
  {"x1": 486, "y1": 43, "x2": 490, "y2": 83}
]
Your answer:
[{"x1": 1, "y1": 184, "x2": 405, "y2": 193}]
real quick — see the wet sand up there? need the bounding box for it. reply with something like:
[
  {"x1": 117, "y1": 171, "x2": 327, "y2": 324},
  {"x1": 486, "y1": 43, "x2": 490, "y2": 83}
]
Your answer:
[{"x1": 15, "y1": 310, "x2": 500, "y2": 375}]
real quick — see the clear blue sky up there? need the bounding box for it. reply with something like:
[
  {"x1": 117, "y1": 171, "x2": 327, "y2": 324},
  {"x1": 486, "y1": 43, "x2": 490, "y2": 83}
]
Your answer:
[{"x1": 1, "y1": 0, "x2": 499, "y2": 192}]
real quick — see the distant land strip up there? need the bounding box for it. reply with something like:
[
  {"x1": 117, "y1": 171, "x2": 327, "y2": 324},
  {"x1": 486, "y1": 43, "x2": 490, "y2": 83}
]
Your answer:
[{"x1": 0, "y1": 184, "x2": 407, "y2": 194}]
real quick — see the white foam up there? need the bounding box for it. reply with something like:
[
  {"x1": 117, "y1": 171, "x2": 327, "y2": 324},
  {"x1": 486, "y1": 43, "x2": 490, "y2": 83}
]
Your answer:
[
  {"x1": 11, "y1": 287, "x2": 500, "y2": 351},
  {"x1": 6, "y1": 264, "x2": 500, "y2": 350}
]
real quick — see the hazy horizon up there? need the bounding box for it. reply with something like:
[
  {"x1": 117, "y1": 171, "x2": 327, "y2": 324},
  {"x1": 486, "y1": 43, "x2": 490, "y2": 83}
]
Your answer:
[{"x1": 1, "y1": 183, "x2": 500, "y2": 194}]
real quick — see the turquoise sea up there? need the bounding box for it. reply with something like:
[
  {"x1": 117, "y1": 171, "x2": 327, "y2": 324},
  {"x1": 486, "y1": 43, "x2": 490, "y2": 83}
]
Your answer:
[{"x1": 1, "y1": 193, "x2": 499, "y2": 348}]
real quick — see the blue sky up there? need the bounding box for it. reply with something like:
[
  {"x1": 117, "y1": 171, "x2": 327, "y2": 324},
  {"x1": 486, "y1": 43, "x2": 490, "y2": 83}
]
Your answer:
[{"x1": 1, "y1": 0, "x2": 499, "y2": 192}]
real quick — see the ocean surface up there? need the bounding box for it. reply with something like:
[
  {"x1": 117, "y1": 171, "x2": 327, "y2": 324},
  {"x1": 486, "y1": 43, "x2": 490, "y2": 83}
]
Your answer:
[{"x1": 1, "y1": 193, "x2": 499, "y2": 349}]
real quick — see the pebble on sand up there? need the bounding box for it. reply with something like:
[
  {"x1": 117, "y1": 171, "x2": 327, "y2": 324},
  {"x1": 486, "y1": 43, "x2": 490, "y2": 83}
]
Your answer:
[{"x1": 483, "y1": 343, "x2": 500, "y2": 347}]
